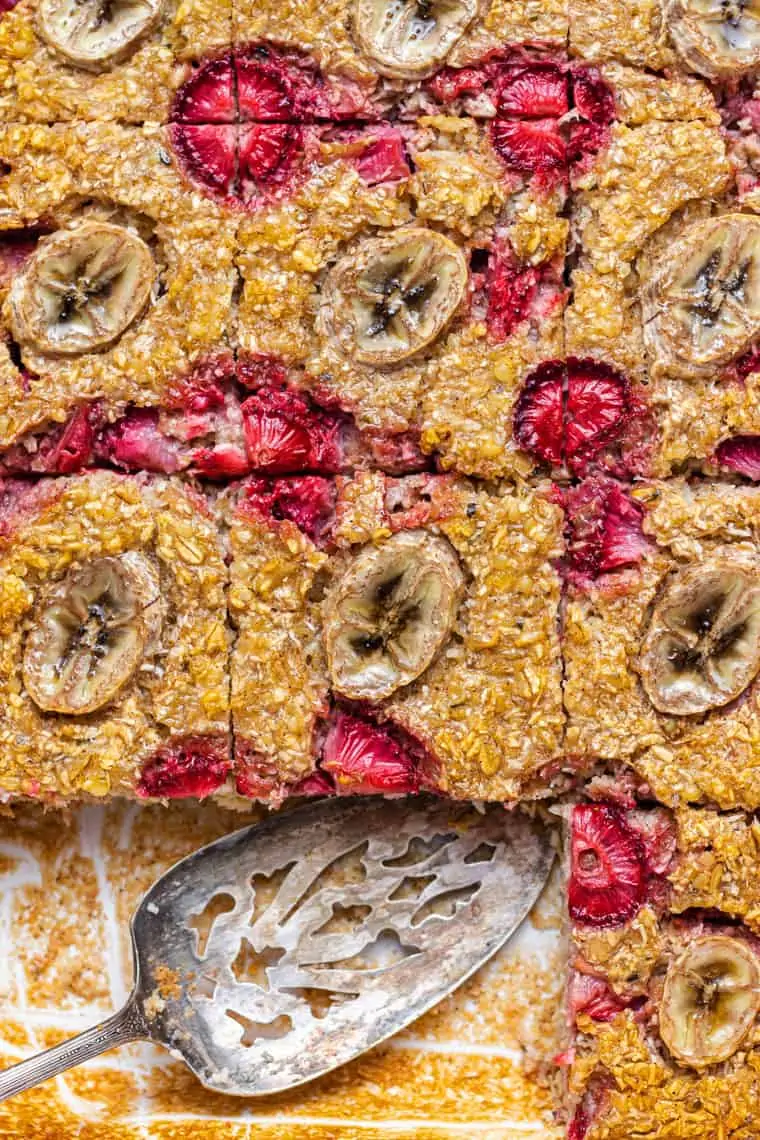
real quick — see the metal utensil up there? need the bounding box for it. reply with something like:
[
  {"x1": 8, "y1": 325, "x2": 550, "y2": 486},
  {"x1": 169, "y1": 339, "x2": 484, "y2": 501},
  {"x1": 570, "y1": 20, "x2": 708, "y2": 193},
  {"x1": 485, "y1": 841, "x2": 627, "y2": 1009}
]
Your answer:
[{"x1": 0, "y1": 795, "x2": 554, "y2": 1102}]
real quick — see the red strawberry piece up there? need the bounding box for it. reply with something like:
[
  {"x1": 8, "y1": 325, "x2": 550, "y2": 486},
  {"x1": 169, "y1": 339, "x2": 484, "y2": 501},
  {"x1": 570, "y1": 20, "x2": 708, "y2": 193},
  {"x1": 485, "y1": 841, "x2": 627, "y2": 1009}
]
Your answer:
[
  {"x1": 234, "y1": 45, "x2": 295, "y2": 121},
  {"x1": 242, "y1": 475, "x2": 337, "y2": 545},
  {"x1": 569, "y1": 803, "x2": 646, "y2": 927},
  {"x1": 569, "y1": 972, "x2": 629, "y2": 1024},
  {"x1": 322, "y1": 712, "x2": 420, "y2": 796},
  {"x1": 568, "y1": 1105, "x2": 590, "y2": 1140},
  {"x1": 513, "y1": 360, "x2": 564, "y2": 466},
  {"x1": 490, "y1": 118, "x2": 567, "y2": 179},
  {"x1": 565, "y1": 358, "x2": 631, "y2": 475},
  {"x1": 291, "y1": 770, "x2": 336, "y2": 797},
  {"x1": 95, "y1": 408, "x2": 186, "y2": 473},
  {"x1": 732, "y1": 343, "x2": 760, "y2": 382},
  {"x1": 427, "y1": 63, "x2": 491, "y2": 104},
  {"x1": 238, "y1": 124, "x2": 304, "y2": 206},
  {"x1": 166, "y1": 355, "x2": 234, "y2": 414},
  {"x1": 716, "y1": 434, "x2": 760, "y2": 479},
  {"x1": 347, "y1": 128, "x2": 410, "y2": 185},
  {"x1": 485, "y1": 243, "x2": 540, "y2": 343},
  {"x1": 571, "y1": 66, "x2": 616, "y2": 126},
  {"x1": 4, "y1": 403, "x2": 101, "y2": 474},
  {"x1": 625, "y1": 808, "x2": 677, "y2": 877},
  {"x1": 170, "y1": 123, "x2": 237, "y2": 200},
  {"x1": 241, "y1": 386, "x2": 345, "y2": 473},
  {"x1": 171, "y1": 54, "x2": 236, "y2": 123},
  {"x1": 236, "y1": 353, "x2": 289, "y2": 390},
  {"x1": 495, "y1": 62, "x2": 569, "y2": 117},
  {"x1": 138, "y1": 736, "x2": 231, "y2": 799},
  {"x1": 565, "y1": 478, "x2": 649, "y2": 581},
  {"x1": 0, "y1": 0, "x2": 21, "y2": 12},
  {"x1": 192, "y1": 444, "x2": 250, "y2": 479}
]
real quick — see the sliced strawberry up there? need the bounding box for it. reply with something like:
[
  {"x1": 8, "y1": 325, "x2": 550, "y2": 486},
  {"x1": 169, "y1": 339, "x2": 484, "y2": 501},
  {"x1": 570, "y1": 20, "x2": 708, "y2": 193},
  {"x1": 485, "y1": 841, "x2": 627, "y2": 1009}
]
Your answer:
[
  {"x1": 569, "y1": 972, "x2": 629, "y2": 1024},
  {"x1": 427, "y1": 63, "x2": 491, "y2": 104},
  {"x1": 485, "y1": 242, "x2": 540, "y2": 343},
  {"x1": 236, "y1": 353, "x2": 289, "y2": 391},
  {"x1": 1, "y1": 403, "x2": 102, "y2": 474},
  {"x1": 321, "y1": 712, "x2": 420, "y2": 796},
  {"x1": 238, "y1": 123, "x2": 304, "y2": 206},
  {"x1": 234, "y1": 44, "x2": 295, "y2": 121},
  {"x1": 241, "y1": 475, "x2": 337, "y2": 545},
  {"x1": 166, "y1": 353, "x2": 236, "y2": 412},
  {"x1": 170, "y1": 124, "x2": 237, "y2": 200},
  {"x1": 568, "y1": 1105, "x2": 590, "y2": 1140},
  {"x1": 569, "y1": 803, "x2": 646, "y2": 928},
  {"x1": 241, "y1": 386, "x2": 345, "y2": 473},
  {"x1": 564, "y1": 478, "x2": 649, "y2": 582},
  {"x1": 495, "y1": 62, "x2": 569, "y2": 117},
  {"x1": 0, "y1": 0, "x2": 21, "y2": 12},
  {"x1": 291, "y1": 770, "x2": 335, "y2": 797},
  {"x1": 192, "y1": 444, "x2": 250, "y2": 479},
  {"x1": 171, "y1": 54, "x2": 236, "y2": 123},
  {"x1": 625, "y1": 808, "x2": 677, "y2": 877},
  {"x1": 490, "y1": 118, "x2": 567, "y2": 180},
  {"x1": 716, "y1": 434, "x2": 760, "y2": 479},
  {"x1": 335, "y1": 127, "x2": 410, "y2": 185},
  {"x1": 95, "y1": 408, "x2": 186, "y2": 473},
  {"x1": 732, "y1": 343, "x2": 760, "y2": 381},
  {"x1": 513, "y1": 360, "x2": 564, "y2": 466},
  {"x1": 565, "y1": 358, "x2": 631, "y2": 475},
  {"x1": 571, "y1": 66, "x2": 616, "y2": 126},
  {"x1": 137, "y1": 736, "x2": 231, "y2": 799}
]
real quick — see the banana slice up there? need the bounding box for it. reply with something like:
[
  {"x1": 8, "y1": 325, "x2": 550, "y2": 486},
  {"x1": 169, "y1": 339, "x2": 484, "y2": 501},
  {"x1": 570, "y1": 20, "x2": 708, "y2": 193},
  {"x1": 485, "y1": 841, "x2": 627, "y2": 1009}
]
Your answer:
[
  {"x1": 660, "y1": 935, "x2": 760, "y2": 1067},
  {"x1": 665, "y1": 0, "x2": 760, "y2": 79},
  {"x1": 638, "y1": 553, "x2": 760, "y2": 716},
  {"x1": 9, "y1": 222, "x2": 155, "y2": 357},
  {"x1": 23, "y1": 553, "x2": 163, "y2": 715},
  {"x1": 352, "y1": 0, "x2": 481, "y2": 79},
  {"x1": 642, "y1": 215, "x2": 760, "y2": 380},
  {"x1": 324, "y1": 529, "x2": 464, "y2": 700},
  {"x1": 38, "y1": 0, "x2": 165, "y2": 71},
  {"x1": 320, "y1": 229, "x2": 468, "y2": 368}
]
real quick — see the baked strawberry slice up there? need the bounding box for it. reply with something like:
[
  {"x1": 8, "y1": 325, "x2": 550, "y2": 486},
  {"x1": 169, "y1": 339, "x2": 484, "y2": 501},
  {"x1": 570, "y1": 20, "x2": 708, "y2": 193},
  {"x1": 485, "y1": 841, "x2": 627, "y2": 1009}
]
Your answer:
[
  {"x1": 237, "y1": 124, "x2": 304, "y2": 206},
  {"x1": 571, "y1": 65, "x2": 616, "y2": 127},
  {"x1": 192, "y1": 444, "x2": 250, "y2": 479},
  {"x1": 1, "y1": 403, "x2": 102, "y2": 474},
  {"x1": 291, "y1": 770, "x2": 335, "y2": 797},
  {"x1": 321, "y1": 713, "x2": 420, "y2": 796},
  {"x1": 234, "y1": 44, "x2": 295, "y2": 121},
  {"x1": 564, "y1": 479, "x2": 649, "y2": 582},
  {"x1": 513, "y1": 360, "x2": 564, "y2": 466},
  {"x1": 568, "y1": 972, "x2": 629, "y2": 1024},
  {"x1": 427, "y1": 63, "x2": 491, "y2": 104},
  {"x1": 494, "y1": 62, "x2": 569, "y2": 117},
  {"x1": 715, "y1": 434, "x2": 760, "y2": 479},
  {"x1": 95, "y1": 408, "x2": 186, "y2": 473},
  {"x1": 485, "y1": 242, "x2": 540, "y2": 343},
  {"x1": 241, "y1": 475, "x2": 337, "y2": 545},
  {"x1": 236, "y1": 353, "x2": 289, "y2": 391},
  {"x1": 568, "y1": 1105, "x2": 590, "y2": 1140},
  {"x1": 171, "y1": 54, "x2": 236, "y2": 123},
  {"x1": 170, "y1": 124, "x2": 237, "y2": 201},
  {"x1": 241, "y1": 386, "x2": 345, "y2": 473},
  {"x1": 490, "y1": 118, "x2": 567, "y2": 180},
  {"x1": 569, "y1": 803, "x2": 646, "y2": 927},
  {"x1": 330, "y1": 126, "x2": 410, "y2": 185},
  {"x1": 565, "y1": 358, "x2": 632, "y2": 476},
  {"x1": 0, "y1": 0, "x2": 21, "y2": 12},
  {"x1": 138, "y1": 737, "x2": 231, "y2": 799}
]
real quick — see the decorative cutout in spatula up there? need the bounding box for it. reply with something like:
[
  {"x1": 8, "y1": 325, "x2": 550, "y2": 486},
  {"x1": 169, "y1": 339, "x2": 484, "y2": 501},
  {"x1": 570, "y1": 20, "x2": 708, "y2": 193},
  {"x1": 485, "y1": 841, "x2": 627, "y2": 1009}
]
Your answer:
[{"x1": 0, "y1": 796, "x2": 554, "y2": 1101}]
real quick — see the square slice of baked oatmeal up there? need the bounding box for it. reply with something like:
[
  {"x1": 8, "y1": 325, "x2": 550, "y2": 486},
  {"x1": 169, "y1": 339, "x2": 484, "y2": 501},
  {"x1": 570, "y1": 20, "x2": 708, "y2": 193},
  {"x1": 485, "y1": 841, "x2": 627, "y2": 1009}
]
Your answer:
[
  {"x1": 0, "y1": 470, "x2": 230, "y2": 804},
  {"x1": 226, "y1": 469, "x2": 567, "y2": 804},
  {"x1": 563, "y1": 477, "x2": 760, "y2": 810},
  {"x1": 0, "y1": 0, "x2": 233, "y2": 123}
]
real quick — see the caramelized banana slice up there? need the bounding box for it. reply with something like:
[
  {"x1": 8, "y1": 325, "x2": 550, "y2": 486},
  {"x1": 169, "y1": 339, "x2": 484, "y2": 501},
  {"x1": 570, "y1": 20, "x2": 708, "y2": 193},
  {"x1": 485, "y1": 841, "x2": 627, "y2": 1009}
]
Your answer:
[
  {"x1": 665, "y1": 0, "x2": 760, "y2": 79},
  {"x1": 642, "y1": 215, "x2": 760, "y2": 380},
  {"x1": 320, "y1": 228, "x2": 468, "y2": 367},
  {"x1": 9, "y1": 222, "x2": 155, "y2": 357},
  {"x1": 353, "y1": 0, "x2": 480, "y2": 78},
  {"x1": 660, "y1": 935, "x2": 760, "y2": 1067},
  {"x1": 23, "y1": 553, "x2": 163, "y2": 715},
  {"x1": 39, "y1": 0, "x2": 165, "y2": 71},
  {"x1": 324, "y1": 529, "x2": 464, "y2": 700},
  {"x1": 638, "y1": 553, "x2": 760, "y2": 716}
]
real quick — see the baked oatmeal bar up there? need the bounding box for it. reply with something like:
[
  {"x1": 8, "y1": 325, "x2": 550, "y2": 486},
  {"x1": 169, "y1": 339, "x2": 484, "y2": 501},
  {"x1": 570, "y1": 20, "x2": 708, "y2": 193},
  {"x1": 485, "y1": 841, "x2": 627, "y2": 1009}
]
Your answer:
[
  {"x1": 0, "y1": 470, "x2": 230, "y2": 803},
  {"x1": 563, "y1": 789, "x2": 760, "y2": 1139},
  {"x1": 230, "y1": 112, "x2": 567, "y2": 479},
  {"x1": 563, "y1": 476, "x2": 760, "y2": 811},
  {"x1": 226, "y1": 469, "x2": 566, "y2": 803},
  {"x1": 0, "y1": 0, "x2": 233, "y2": 122},
  {"x1": 0, "y1": 122, "x2": 237, "y2": 470}
]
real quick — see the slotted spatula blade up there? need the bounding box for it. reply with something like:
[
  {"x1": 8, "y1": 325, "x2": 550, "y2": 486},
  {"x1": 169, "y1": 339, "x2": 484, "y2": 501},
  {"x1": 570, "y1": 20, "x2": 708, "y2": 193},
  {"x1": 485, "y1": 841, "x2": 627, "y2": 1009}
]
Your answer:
[{"x1": 0, "y1": 796, "x2": 554, "y2": 1102}]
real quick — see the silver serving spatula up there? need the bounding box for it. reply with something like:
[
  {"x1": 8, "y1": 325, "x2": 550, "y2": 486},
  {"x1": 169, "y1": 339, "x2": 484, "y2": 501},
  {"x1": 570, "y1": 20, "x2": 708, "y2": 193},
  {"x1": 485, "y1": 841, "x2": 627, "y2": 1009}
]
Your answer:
[{"x1": 0, "y1": 795, "x2": 554, "y2": 1102}]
